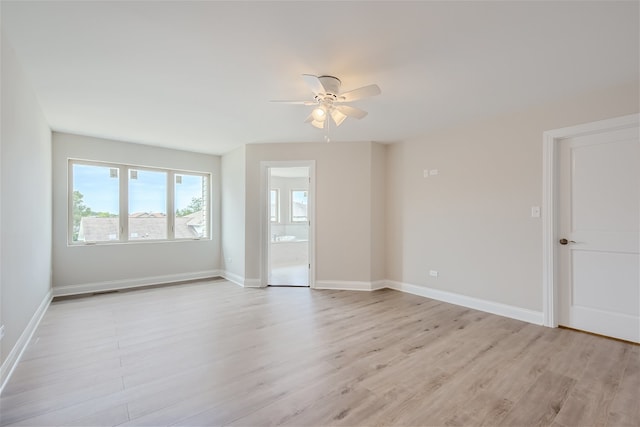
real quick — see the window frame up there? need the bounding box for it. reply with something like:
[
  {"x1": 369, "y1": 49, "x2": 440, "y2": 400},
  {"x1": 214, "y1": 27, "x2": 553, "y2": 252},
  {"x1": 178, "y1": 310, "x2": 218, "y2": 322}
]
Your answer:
[
  {"x1": 173, "y1": 171, "x2": 210, "y2": 240},
  {"x1": 290, "y1": 189, "x2": 309, "y2": 223},
  {"x1": 270, "y1": 189, "x2": 280, "y2": 223},
  {"x1": 68, "y1": 159, "x2": 211, "y2": 245}
]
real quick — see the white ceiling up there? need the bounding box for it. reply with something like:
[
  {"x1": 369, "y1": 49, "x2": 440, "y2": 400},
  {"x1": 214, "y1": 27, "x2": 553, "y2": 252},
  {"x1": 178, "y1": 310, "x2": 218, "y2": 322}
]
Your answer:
[{"x1": 2, "y1": 1, "x2": 638, "y2": 155}]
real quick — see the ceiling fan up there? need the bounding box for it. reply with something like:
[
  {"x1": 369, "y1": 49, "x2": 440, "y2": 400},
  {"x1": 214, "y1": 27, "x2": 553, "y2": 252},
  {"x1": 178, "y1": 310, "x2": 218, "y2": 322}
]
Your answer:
[{"x1": 272, "y1": 75, "x2": 381, "y2": 129}]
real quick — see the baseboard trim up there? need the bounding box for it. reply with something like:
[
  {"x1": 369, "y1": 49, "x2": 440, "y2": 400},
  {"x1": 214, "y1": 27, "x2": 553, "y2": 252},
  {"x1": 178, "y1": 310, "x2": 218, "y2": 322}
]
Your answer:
[
  {"x1": 386, "y1": 281, "x2": 544, "y2": 325},
  {"x1": 371, "y1": 280, "x2": 387, "y2": 291},
  {"x1": 315, "y1": 280, "x2": 384, "y2": 291},
  {"x1": 52, "y1": 270, "x2": 222, "y2": 297},
  {"x1": 220, "y1": 272, "x2": 263, "y2": 288},
  {"x1": 243, "y1": 278, "x2": 263, "y2": 288},
  {"x1": 221, "y1": 271, "x2": 245, "y2": 287},
  {"x1": 0, "y1": 289, "x2": 52, "y2": 394}
]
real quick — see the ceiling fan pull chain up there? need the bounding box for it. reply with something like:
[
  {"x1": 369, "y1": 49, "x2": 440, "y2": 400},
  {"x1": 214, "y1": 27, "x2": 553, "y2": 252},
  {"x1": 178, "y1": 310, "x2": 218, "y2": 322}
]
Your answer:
[{"x1": 325, "y1": 114, "x2": 331, "y2": 143}]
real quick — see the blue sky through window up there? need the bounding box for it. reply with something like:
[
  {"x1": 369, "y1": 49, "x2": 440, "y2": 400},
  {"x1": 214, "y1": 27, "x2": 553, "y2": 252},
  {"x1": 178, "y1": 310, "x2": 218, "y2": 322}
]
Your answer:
[
  {"x1": 129, "y1": 169, "x2": 167, "y2": 214},
  {"x1": 73, "y1": 164, "x2": 204, "y2": 215},
  {"x1": 73, "y1": 164, "x2": 119, "y2": 214},
  {"x1": 175, "y1": 174, "x2": 205, "y2": 212}
]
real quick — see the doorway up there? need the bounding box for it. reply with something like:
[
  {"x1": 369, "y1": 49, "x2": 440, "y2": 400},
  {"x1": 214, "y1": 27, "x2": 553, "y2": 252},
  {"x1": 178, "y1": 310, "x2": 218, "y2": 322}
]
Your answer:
[
  {"x1": 262, "y1": 162, "x2": 315, "y2": 287},
  {"x1": 543, "y1": 114, "x2": 639, "y2": 343}
]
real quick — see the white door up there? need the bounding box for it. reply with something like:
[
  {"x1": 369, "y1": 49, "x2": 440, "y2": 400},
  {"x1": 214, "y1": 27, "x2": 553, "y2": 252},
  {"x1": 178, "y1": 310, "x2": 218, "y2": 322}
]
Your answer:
[{"x1": 558, "y1": 125, "x2": 639, "y2": 342}]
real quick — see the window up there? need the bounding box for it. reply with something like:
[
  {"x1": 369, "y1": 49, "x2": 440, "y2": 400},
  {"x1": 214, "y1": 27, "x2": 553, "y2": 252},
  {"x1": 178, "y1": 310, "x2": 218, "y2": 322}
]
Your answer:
[
  {"x1": 270, "y1": 189, "x2": 280, "y2": 223},
  {"x1": 71, "y1": 163, "x2": 120, "y2": 242},
  {"x1": 70, "y1": 160, "x2": 210, "y2": 244},
  {"x1": 291, "y1": 190, "x2": 308, "y2": 222},
  {"x1": 175, "y1": 173, "x2": 208, "y2": 238},
  {"x1": 129, "y1": 168, "x2": 167, "y2": 240}
]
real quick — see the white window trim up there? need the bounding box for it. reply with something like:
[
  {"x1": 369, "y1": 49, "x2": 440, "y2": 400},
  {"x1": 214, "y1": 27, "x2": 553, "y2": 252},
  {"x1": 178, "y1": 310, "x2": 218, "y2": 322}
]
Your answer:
[{"x1": 68, "y1": 159, "x2": 211, "y2": 245}]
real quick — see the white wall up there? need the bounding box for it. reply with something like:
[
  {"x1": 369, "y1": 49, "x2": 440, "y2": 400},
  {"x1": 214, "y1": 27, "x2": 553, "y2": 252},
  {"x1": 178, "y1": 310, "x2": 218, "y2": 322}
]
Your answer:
[
  {"x1": 387, "y1": 81, "x2": 640, "y2": 312},
  {"x1": 52, "y1": 133, "x2": 221, "y2": 295},
  {"x1": 370, "y1": 142, "x2": 387, "y2": 283},
  {"x1": 220, "y1": 145, "x2": 246, "y2": 284},
  {"x1": 1, "y1": 34, "x2": 52, "y2": 385}
]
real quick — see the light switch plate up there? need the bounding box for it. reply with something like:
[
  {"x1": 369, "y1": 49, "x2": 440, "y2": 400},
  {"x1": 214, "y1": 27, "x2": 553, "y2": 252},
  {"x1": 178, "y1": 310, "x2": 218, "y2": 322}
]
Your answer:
[{"x1": 531, "y1": 206, "x2": 541, "y2": 218}]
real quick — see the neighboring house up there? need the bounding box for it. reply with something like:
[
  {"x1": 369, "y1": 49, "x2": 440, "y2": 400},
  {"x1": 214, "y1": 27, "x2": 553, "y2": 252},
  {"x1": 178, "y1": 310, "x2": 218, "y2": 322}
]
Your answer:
[
  {"x1": 77, "y1": 217, "x2": 119, "y2": 241},
  {"x1": 78, "y1": 211, "x2": 205, "y2": 241}
]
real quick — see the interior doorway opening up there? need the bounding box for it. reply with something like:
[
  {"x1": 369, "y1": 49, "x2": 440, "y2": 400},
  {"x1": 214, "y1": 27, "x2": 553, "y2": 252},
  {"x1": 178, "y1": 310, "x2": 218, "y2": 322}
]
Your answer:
[{"x1": 267, "y1": 166, "x2": 311, "y2": 287}]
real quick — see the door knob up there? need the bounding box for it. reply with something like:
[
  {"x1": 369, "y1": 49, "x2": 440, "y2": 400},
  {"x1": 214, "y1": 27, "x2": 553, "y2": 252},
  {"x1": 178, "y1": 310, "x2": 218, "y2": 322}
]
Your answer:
[{"x1": 559, "y1": 238, "x2": 576, "y2": 245}]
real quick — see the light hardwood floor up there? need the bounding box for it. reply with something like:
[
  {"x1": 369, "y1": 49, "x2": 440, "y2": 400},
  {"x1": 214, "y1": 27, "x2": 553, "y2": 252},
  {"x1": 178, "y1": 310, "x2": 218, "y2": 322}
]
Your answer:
[
  {"x1": 269, "y1": 264, "x2": 309, "y2": 287},
  {"x1": 1, "y1": 279, "x2": 637, "y2": 426}
]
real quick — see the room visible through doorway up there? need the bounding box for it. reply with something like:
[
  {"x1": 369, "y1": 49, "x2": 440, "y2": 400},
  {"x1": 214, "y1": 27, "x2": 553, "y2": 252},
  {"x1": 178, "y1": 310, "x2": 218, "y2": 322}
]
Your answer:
[{"x1": 267, "y1": 166, "x2": 310, "y2": 287}]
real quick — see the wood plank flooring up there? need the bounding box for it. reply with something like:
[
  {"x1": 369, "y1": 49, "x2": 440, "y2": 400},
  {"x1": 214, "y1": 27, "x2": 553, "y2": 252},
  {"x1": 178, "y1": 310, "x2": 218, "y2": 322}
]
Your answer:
[{"x1": 0, "y1": 279, "x2": 637, "y2": 426}]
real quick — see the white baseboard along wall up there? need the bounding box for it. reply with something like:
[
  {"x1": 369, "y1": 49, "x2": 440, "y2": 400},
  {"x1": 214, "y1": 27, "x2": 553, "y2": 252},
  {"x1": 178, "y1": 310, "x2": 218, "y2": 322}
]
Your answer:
[
  {"x1": 313, "y1": 279, "x2": 543, "y2": 325},
  {"x1": 52, "y1": 270, "x2": 223, "y2": 297},
  {"x1": 0, "y1": 291, "x2": 52, "y2": 394},
  {"x1": 52, "y1": 271, "x2": 544, "y2": 328}
]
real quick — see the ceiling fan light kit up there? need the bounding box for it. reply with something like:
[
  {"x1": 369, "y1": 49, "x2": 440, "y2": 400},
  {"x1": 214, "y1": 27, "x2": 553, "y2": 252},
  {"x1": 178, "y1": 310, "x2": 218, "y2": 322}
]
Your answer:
[
  {"x1": 311, "y1": 105, "x2": 327, "y2": 122},
  {"x1": 272, "y1": 74, "x2": 381, "y2": 133}
]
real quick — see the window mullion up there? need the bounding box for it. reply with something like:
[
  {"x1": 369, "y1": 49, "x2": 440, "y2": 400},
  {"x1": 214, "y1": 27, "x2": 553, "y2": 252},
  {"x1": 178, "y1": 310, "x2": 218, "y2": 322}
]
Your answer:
[
  {"x1": 120, "y1": 165, "x2": 128, "y2": 241},
  {"x1": 168, "y1": 171, "x2": 175, "y2": 240}
]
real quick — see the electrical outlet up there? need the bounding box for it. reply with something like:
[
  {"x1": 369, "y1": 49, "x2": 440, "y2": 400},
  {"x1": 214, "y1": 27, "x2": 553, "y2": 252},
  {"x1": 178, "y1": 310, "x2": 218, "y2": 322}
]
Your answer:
[{"x1": 429, "y1": 270, "x2": 439, "y2": 278}]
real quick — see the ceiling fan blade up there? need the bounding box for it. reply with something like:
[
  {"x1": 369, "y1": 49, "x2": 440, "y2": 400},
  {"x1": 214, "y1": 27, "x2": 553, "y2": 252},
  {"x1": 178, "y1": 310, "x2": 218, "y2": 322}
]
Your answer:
[
  {"x1": 302, "y1": 74, "x2": 326, "y2": 95},
  {"x1": 335, "y1": 105, "x2": 368, "y2": 120},
  {"x1": 271, "y1": 100, "x2": 317, "y2": 105},
  {"x1": 330, "y1": 108, "x2": 347, "y2": 127},
  {"x1": 338, "y1": 84, "x2": 381, "y2": 102}
]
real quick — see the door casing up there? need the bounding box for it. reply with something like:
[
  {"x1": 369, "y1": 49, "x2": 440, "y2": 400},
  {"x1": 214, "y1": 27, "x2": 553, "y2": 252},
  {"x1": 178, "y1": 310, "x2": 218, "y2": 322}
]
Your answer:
[{"x1": 542, "y1": 113, "x2": 639, "y2": 327}]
